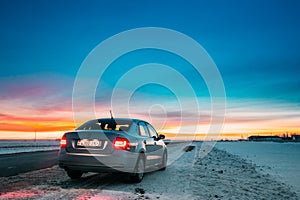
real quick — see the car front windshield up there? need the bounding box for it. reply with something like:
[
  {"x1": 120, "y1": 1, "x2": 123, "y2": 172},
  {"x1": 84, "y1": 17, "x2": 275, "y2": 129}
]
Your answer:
[{"x1": 76, "y1": 119, "x2": 132, "y2": 132}]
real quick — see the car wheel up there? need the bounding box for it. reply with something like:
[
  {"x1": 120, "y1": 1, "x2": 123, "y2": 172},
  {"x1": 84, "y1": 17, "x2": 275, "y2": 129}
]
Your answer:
[
  {"x1": 66, "y1": 170, "x2": 83, "y2": 179},
  {"x1": 159, "y1": 151, "x2": 167, "y2": 171},
  {"x1": 129, "y1": 154, "x2": 145, "y2": 183}
]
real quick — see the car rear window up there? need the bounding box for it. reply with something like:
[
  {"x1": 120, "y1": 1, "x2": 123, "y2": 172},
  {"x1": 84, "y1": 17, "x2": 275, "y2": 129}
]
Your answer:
[{"x1": 76, "y1": 119, "x2": 132, "y2": 132}]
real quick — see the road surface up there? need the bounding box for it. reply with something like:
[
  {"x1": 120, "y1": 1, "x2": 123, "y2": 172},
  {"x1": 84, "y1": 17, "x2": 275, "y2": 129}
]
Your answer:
[{"x1": 0, "y1": 150, "x2": 59, "y2": 177}]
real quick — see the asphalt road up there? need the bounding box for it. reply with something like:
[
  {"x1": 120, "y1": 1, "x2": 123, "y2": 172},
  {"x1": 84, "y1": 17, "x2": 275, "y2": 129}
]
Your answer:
[{"x1": 0, "y1": 150, "x2": 59, "y2": 177}]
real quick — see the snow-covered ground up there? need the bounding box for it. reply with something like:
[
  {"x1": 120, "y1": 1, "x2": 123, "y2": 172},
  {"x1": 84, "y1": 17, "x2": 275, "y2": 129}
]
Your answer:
[
  {"x1": 216, "y1": 141, "x2": 300, "y2": 196},
  {"x1": 0, "y1": 140, "x2": 59, "y2": 155},
  {"x1": 0, "y1": 142, "x2": 298, "y2": 200}
]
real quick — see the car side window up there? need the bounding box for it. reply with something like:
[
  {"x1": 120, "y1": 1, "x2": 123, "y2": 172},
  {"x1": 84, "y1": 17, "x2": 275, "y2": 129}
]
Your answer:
[
  {"x1": 138, "y1": 122, "x2": 149, "y2": 137},
  {"x1": 147, "y1": 123, "x2": 158, "y2": 138}
]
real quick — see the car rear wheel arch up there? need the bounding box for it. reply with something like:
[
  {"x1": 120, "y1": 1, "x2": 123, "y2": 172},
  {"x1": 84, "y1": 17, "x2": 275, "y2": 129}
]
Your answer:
[{"x1": 129, "y1": 153, "x2": 145, "y2": 183}]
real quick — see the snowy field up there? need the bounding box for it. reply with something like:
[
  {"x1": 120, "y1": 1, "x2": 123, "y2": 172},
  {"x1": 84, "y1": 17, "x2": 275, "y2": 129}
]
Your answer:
[
  {"x1": 0, "y1": 140, "x2": 60, "y2": 155},
  {"x1": 0, "y1": 142, "x2": 298, "y2": 199},
  {"x1": 216, "y1": 141, "x2": 300, "y2": 196}
]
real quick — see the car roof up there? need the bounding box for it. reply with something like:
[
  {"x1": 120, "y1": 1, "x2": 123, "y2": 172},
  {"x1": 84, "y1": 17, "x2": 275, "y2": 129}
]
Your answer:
[{"x1": 95, "y1": 118, "x2": 147, "y2": 123}]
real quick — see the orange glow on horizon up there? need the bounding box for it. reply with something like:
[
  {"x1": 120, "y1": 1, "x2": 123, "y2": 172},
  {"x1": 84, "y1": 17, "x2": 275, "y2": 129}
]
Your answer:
[
  {"x1": 1, "y1": 103, "x2": 299, "y2": 140},
  {"x1": 0, "y1": 121, "x2": 75, "y2": 132}
]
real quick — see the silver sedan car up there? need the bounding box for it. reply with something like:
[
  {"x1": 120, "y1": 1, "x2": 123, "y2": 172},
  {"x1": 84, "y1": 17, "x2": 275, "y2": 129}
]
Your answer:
[{"x1": 58, "y1": 118, "x2": 167, "y2": 183}]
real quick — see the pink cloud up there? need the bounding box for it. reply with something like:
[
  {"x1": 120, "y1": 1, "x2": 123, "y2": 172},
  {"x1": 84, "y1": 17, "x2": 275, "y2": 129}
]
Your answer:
[{"x1": 0, "y1": 73, "x2": 75, "y2": 133}]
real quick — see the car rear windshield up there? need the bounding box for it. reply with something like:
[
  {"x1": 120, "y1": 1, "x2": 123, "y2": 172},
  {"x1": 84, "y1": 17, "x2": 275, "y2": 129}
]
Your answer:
[{"x1": 76, "y1": 119, "x2": 133, "y2": 132}]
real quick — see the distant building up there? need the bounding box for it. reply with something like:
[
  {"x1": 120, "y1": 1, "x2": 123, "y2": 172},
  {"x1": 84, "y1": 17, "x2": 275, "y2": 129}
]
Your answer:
[
  {"x1": 248, "y1": 136, "x2": 283, "y2": 142},
  {"x1": 291, "y1": 135, "x2": 300, "y2": 142}
]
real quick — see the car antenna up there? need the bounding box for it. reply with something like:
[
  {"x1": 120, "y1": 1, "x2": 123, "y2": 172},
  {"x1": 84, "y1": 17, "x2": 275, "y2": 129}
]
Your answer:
[
  {"x1": 110, "y1": 110, "x2": 117, "y2": 128},
  {"x1": 110, "y1": 110, "x2": 114, "y2": 119}
]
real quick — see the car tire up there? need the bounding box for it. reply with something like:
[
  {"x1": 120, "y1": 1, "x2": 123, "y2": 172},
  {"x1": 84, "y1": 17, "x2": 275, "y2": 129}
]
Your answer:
[
  {"x1": 129, "y1": 154, "x2": 145, "y2": 183},
  {"x1": 159, "y1": 151, "x2": 167, "y2": 171},
  {"x1": 66, "y1": 170, "x2": 83, "y2": 179}
]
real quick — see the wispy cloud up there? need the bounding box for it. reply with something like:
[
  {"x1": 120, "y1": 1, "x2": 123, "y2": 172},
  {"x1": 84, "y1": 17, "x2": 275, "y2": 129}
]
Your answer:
[
  {"x1": 0, "y1": 73, "x2": 75, "y2": 134},
  {"x1": 0, "y1": 72, "x2": 299, "y2": 140}
]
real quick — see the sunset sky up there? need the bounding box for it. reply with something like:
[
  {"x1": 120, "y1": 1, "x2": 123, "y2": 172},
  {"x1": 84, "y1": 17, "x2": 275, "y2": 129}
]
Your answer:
[{"x1": 0, "y1": 0, "x2": 300, "y2": 140}]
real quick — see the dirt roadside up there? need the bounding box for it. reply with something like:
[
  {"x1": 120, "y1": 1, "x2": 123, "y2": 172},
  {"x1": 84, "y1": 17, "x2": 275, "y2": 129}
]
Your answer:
[{"x1": 0, "y1": 142, "x2": 298, "y2": 200}]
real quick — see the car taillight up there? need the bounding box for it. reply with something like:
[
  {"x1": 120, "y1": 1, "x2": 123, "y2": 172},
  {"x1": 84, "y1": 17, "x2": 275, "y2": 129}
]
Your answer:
[
  {"x1": 113, "y1": 137, "x2": 130, "y2": 150},
  {"x1": 60, "y1": 135, "x2": 67, "y2": 148}
]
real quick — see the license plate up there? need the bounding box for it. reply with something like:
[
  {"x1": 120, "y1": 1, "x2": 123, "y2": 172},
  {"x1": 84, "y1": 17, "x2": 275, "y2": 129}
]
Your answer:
[{"x1": 77, "y1": 139, "x2": 102, "y2": 147}]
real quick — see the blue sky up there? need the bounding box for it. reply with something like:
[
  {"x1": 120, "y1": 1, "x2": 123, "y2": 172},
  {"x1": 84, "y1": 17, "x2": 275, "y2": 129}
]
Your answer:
[{"x1": 0, "y1": 0, "x2": 300, "y2": 139}]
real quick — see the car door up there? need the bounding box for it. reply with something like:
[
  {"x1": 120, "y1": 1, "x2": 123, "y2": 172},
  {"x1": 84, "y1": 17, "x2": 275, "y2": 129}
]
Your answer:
[
  {"x1": 146, "y1": 123, "x2": 164, "y2": 165},
  {"x1": 137, "y1": 122, "x2": 156, "y2": 168}
]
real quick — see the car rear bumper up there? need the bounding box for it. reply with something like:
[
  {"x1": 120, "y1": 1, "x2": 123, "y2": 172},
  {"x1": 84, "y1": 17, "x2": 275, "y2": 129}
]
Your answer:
[{"x1": 58, "y1": 149, "x2": 138, "y2": 173}]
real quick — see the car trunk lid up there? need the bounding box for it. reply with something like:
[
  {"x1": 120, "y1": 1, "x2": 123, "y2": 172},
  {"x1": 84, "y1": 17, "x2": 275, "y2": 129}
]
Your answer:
[{"x1": 64, "y1": 130, "x2": 119, "y2": 154}]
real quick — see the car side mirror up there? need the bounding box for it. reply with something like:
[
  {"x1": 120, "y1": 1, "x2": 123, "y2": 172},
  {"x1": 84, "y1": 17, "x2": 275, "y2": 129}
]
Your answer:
[{"x1": 158, "y1": 134, "x2": 165, "y2": 140}]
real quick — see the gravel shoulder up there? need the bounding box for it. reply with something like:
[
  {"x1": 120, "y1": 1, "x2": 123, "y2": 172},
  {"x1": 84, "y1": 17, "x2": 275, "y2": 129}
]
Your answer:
[{"x1": 0, "y1": 142, "x2": 298, "y2": 200}]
